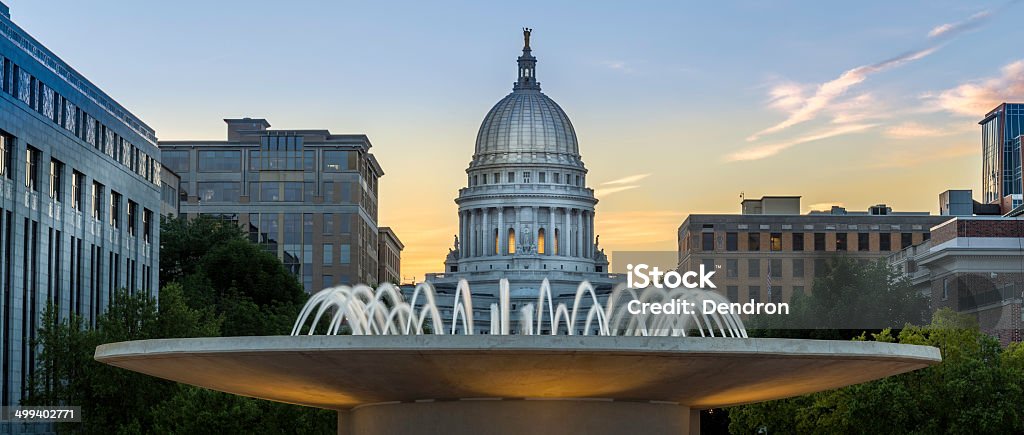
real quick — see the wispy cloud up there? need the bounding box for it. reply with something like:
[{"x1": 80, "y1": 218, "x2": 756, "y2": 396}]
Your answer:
[
  {"x1": 594, "y1": 173, "x2": 651, "y2": 197},
  {"x1": 748, "y1": 46, "x2": 937, "y2": 142},
  {"x1": 727, "y1": 123, "x2": 877, "y2": 162},
  {"x1": 927, "y1": 10, "x2": 992, "y2": 39},
  {"x1": 601, "y1": 173, "x2": 652, "y2": 185},
  {"x1": 928, "y1": 60, "x2": 1024, "y2": 117},
  {"x1": 869, "y1": 143, "x2": 976, "y2": 169},
  {"x1": 883, "y1": 121, "x2": 974, "y2": 139},
  {"x1": 740, "y1": 5, "x2": 1005, "y2": 154}
]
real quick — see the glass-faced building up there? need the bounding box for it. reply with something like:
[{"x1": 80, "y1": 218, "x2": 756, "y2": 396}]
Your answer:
[
  {"x1": 0, "y1": 2, "x2": 163, "y2": 415},
  {"x1": 980, "y1": 103, "x2": 1024, "y2": 208},
  {"x1": 159, "y1": 119, "x2": 384, "y2": 291}
]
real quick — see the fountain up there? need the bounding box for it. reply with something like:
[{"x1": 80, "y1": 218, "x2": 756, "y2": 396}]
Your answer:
[
  {"x1": 95, "y1": 279, "x2": 941, "y2": 435},
  {"x1": 291, "y1": 279, "x2": 748, "y2": 338}
]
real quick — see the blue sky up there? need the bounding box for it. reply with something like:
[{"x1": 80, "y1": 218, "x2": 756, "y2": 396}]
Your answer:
[{"x1": 7, "y1": 0, "x2": 1023, "y2": 279}]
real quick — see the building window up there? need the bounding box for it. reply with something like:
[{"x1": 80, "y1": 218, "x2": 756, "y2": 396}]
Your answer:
[
  {"x1": 770, "y1": 286, "x2": 782, "y2": 303},
  {"x1": 197, "y1": 150, "x2": 241, "y2": 172},
  {"x1": 748, "y1": 286, "x2": 760, "y2": 303},
  {"x1": 110, "y1": 191, "x2": 121, "y2": 228},
  {"x1": 576, "y1": 175, "x2": 581, "y2": 186},
  {"x1": 473, "y1": 175, "x2": 478, "y2": 186},
  {"x1": 814, "y1": 258, "x2": 827, "y2": 277},
  {"x1": 49, "y1": 159, "x2": 63, "y2": 201},
  {"x1": 554, "y1": 173, "x2": 561, "y2": 184},
  {"x1": 0, "y1": 131, "x2": 11, "y2": 179},
  {"x1": 702, "y1": 232, "x2": 715, "y2": 251},
  {"x1": 197, "y1": 182, "x2": 241, "y2": 203},
  {"x1": 923, "y1": 232, "x2": 931, "y2": 241},
  {"x1": 726, "y1": 286, "x2": 738, "y2": 302},
  {"x1": 537, "y1": 228, "x2": 546, "y2": 254},
  {"x1": 814, "y1": 233, "x2": 826, "y2": 251},
  {"x1": 71, "y1": 171, "x2": 84, "y2": 210},
  {"x1": 747, "y1": 232, "x2": 760, "y2": 251},
  {"x1": 726, "y1": 232, "x2": 738, "y2": 251},
  {"x1": 901, "y1": 233, "x2": 913, "y2": 249},
  {"x1": 143, "y1": 209, "x2": 153, "y2": 243},
  {"x1": 507, "y1": 171, "x2": 515, "y2": 183},
  {"x1": 507, "y1": 228, "x2": 516, "y2": 254},
  {"x1": 792, "y1": 259, "x2": 804, "y2": 277},
  {"x1": 770, "y1": 259, "x2": 782, "y2": 278},
  {"x1": 942, "y1": 277, "x2": 950, "y2": 300},
  {"x1": 726, "y1": 259, "x2": 738, "y2": 278},
  {"x1": 836, "y1": 233, "x2": 847, "y2": 251},
  {"x1": 538, "y1": 172, "x2": 546, "y2": 183},
  {"x1": 322, "y1": 275, "x2": 334, "y2": 289},
  {"x1": 91, "y1": 182, "x2": 104, "y2": 220},
  {"x1": 879, "y1": 234, "x2": 891, "y2": 251},
  {"x1": 323, "y1": 213, "x2": 334, "y2": 235},
  {"x1": 127, "y1": 201, "x2": 137, "y2": 236},
  {"x1": 323, "y1": 150, "x2": 357, "y2": 172},
  {"x1": 25, "y1": 146, "x2": 40, "y2": 191},
  {"x1": 339, "y1": 244, "x2": 351, "y2": 264},
  {"x1": 770, "y1": 232, "x2": 782, "y2": 251},
  {"x1": 702, "y1": 258, "x2": 715, "y2": 273},
  {"x1": 323, "y1": 243, "x2": 333, "y2": 265},
  {"x1": 523, "y1": 171, "x2": 531, "y2": 183},
  {"x1": 858, "y1": 232, "x2": 870, "y2": 251},
  {"x1": 748, "y1": 259, "x2": 759, "y2": 277},
  {"x1": 161, "y1": 150, "x2": 189, "y2": 173},
  {"x1": 792, "y1": 233, "x2": 804, "y2": 251}
]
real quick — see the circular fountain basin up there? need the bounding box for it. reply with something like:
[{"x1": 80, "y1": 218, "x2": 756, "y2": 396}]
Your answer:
[{"x1": 95, "y1": 335, "x2": 940, "y2": 435}]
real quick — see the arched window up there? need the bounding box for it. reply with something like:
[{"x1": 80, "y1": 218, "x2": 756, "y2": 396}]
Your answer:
[
  {"x1": 554, "y1": 228, "x2": 560, "y2": 255},
  {"x1": 508, "y1": 228, "x2": 516, "y2": 254},
  {"x1": 538, "y1": 228, "x2": 546, "y2": 254},
  {"x1": 494, "y1": 229, "x2": 499, "y2": 254}
]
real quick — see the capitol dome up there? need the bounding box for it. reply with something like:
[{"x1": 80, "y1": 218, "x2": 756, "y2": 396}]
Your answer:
[
  {"x1": 470, "y1": 30, "x2": 583, "y2": 168},
  {"x1": 474, "y1": 90, "x2": 579, "y2": 158}
]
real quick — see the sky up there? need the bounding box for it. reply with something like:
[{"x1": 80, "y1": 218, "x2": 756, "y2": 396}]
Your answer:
[{"x1": 6, "y1": 0, "x2": 1024, "y2": 282}]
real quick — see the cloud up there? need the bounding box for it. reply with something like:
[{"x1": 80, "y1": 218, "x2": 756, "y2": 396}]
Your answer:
[
  {"x1": 883, "y1": 121, "x2": 974, "y2": 139},
  {"x1": 744, "y1": 5, "x2": 1009, "y2": 144},
  {"x1": 929, "y1": 60, "x2": 1024, "y2": 117},
  {"x1": 747, "y1": 46, "x2": 937, "y2": 142},
  {"x1": 928, "y1": 10, "x2": 992, "y2": 38},
  {"x1": 601, "y1": 173, "x2": 652, "y2": 185},
  {"x1": 594, "y1": 185, "x2": 640, "y2": 198},
  {"x1": 727, "y1": 123, "x2": 877, "y2": 162},
  {"x1": 594, "y1": 173, "x2": 652, "y2": 198}
]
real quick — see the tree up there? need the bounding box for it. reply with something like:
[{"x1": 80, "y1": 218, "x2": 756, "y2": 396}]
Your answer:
[{"x1": 728, "y1": 309, "x2": 1024, "y2": 434}]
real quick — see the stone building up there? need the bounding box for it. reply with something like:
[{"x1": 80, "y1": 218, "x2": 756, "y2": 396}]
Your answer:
[
  {"x1": 160, "y1": 119, "x2": 387, "y2": 291},
  {"x1": 0, "y1": 0, "x2": 163, "y2": 417}
]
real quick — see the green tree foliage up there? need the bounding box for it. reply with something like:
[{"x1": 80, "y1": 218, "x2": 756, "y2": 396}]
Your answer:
[
  {"x1": 728, "y1": 309, "x2": 1024, "y2": 434},
  {"x1": 27, "y1": 216, "x2": 335, "y2": 433}
]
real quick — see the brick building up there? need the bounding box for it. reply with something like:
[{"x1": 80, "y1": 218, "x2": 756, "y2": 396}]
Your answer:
[{"x1": 678, "y1": 196, "x2": 948, "y2": 304}]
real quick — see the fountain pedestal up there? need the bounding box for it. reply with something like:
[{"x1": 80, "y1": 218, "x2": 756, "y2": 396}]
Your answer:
[
  {"x1": 339, "y1": 400, "x2": 699, "y2": 435},
  {"x1": 94, "y1": 335, "x2": 941, "y2": 435}
]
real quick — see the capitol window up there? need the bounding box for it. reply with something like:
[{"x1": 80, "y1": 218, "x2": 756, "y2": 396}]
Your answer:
[
  {"x1": 539, "y1": 172, "x2": 546, "y2": 183},
  {"x1": 508, "y1": 171, "x2": 515, "y2": 183},
  {"x1": 554, "y1": 173, "x2": 561, "y2": 184},
  {"x1": 523, "y1": 171, "x2": 531, "y2": 183}
]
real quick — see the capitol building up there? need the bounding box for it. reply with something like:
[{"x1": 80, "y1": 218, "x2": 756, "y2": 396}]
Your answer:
[{"x1": 422, "y1": 29, "x2": 624, "y2": 332}]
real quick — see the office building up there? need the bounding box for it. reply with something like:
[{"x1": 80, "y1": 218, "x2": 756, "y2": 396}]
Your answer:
[
  {"x1": 377, "y1": 227, "x2": 403, "y2": 285},
  {"x1": 980, "y1": 103, "x2": 1024, "y2": 211},
  {"x1": 678, "y1": 196, "x2": 948, "y2": 304},
  {"x1": 0, "y1": 1, "x2": 162, "y2": 414},
  {"x1": 160, "y1": 119, "x2": 387, "y2": 291}
]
